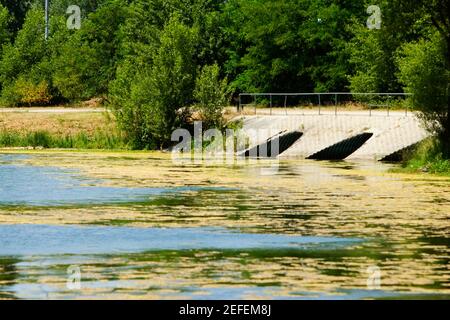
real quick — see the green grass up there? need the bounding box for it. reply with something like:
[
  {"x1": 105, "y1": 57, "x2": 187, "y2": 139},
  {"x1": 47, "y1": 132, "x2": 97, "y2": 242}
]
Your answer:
[
  {"x1": 0, "y1": 130, "x2": 129, "y2": 150},
  {"x1": 395, "y1": 137, "x2": 450, "y2": 176}
]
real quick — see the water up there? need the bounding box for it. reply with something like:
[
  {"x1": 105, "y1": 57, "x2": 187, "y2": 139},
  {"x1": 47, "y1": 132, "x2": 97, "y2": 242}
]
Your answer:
[
  {"x1": 0, "y1": 224, "x2": 359, "y2": 255},
  {"x1": 0, "y1": 153, "x2": 449, "y2": 299}
]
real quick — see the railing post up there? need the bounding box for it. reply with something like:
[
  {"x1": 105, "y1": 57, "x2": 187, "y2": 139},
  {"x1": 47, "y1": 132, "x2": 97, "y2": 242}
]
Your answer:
[
  {"x1": 237, "y1": 92, "x2": 412, "y2": 118},
  {"x1": 238, "y1": 94, "x2": 241, "y2": 113},
  {"x1": 335, "y1": 94, "x2": 338, "y2": 116},
  {"x1": 387, "y1": 95, "x2": 390, "y2": 117},
  {"x1": 270, "y1": 94, "x2": 272, "y2": 115},
  {"x1": 284, "y1": 95, "x2": 288, "y2": 115},
  {"x1": 318, "y1": 94, "x2": 321, "y2": 115}
]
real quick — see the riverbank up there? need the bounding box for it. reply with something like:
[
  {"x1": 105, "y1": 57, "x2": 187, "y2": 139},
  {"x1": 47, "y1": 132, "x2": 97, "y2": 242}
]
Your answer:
[
  {"x1": 392, "y1": 138, "x2": 450, "y2": 176},
  {"x1": 0, "y1": 109, "x2": 128, "y2": 149},
  {"x1": 1, "y1": 107, "x2": 448, "y2": 180}
]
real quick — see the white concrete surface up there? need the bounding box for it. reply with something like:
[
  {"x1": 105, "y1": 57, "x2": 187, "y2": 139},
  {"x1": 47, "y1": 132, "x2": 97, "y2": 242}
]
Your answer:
[{"x1": 239, "y1": 112, "x2": 428, "y2": 160}]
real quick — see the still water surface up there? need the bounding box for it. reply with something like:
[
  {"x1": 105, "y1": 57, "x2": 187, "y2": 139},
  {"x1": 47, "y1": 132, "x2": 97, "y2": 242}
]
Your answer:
[{"x1": 0, "y1": 152, "x2": 448, "y2": 299}]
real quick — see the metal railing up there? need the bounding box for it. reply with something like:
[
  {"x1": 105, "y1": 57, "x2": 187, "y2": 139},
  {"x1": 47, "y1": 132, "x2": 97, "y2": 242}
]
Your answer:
[{"x1": 238, "y1": 92, "x2": 413, "y2": 116}]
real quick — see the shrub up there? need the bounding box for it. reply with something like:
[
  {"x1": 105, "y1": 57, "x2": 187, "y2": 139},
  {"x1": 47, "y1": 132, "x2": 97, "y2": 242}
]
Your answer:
[
  {"x1": 402, "y1": 137, "x2": 450, "y2": 175},
  {"x1": 111, "y1": 15, "x2": 198, "y2": 149},
  {"x1": 14, "y1": 78, "x2": 52, "y2": 106},
  {"x1": 194, "y1": 64, "x2": 229, "y2": 128},
  {"x1": 396, "y1": 33, "x2": 449, "y2": 140}
]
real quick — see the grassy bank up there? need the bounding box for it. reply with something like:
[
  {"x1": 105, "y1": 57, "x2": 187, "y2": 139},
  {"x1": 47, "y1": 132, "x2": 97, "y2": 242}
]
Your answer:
[
  {"x1": 0, "y1": 130, "x2": 128, "y2": 149},
  {"x1": 396, "y1": 138, "x2": 450, "y2": 176},
  {"x1": 0, "y1": 111, "x2": 129, "y2": 149}
]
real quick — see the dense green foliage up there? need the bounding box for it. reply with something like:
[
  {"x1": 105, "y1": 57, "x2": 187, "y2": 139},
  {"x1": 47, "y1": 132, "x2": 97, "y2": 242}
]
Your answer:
[
  {"x1": 398, "y1": 138, "x2": 450, "y2": 175},
  {"x1": 0, "y1": 0, "x2": 448, "y2": 152},
  {"x1": 194, "y1": 64, "x2": 229, "y2": 128},
  {"x1": 111, "y1": 15, "x2": 199, "y2": 149},
  {"x1": 0, "y1": 4, "x2": 10, "y2": 51},
  {"x1": 397, "y1": 34, "x2": 449, "y2": 135},
  {"x1": 223, "y1": 0, "x2": 366, "y2": 93}
]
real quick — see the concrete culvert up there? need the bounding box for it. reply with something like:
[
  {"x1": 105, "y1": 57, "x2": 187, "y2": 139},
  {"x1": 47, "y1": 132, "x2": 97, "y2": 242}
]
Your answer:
[
  {"x1": 243, "y1": 131, "x2": 303, "y2": 158},
  {"x1": 307, "y1": 133, "x2": 374, "y2": 160}
]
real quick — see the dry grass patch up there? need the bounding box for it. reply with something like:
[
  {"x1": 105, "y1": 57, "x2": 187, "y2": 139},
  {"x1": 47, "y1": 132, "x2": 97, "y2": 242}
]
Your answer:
[{"x1": 0, "y1": 111, "x2": 115, "y2": 136}]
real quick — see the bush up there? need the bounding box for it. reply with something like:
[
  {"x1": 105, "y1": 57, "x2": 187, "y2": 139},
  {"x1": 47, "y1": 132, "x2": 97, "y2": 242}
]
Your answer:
[
  {"x1": 194, "y1": 64, "x2": 229, "y2": 128},
  {"x1": 402, "y1": 137, "x2": 450, "y2": 175},
  {"x1": 13, "y1": 77, "x2": 52, "y2": 106},
  {"x1": 396, "y1": 33, "x2": 449, "y2": 138},
  {"x1": 111, "y1": 15, "x2": 198, "y2": 149}
]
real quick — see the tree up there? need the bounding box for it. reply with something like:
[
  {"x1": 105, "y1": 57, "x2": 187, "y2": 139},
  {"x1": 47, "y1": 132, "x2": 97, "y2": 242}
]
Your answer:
[
  {"x1": 221, "y1": 0, "x2": 365, "y2": 93},
  {"x1": 0, "y1": 0, "x2": 32, "y2": 35},
  {"x1": 347, "y1": 23, "x2": 384, "y2": 93},
  {"x1": 194, "y1": 64, "x2": 229, "y2": 128},
  {"x1": 52, "y1": 0, "x2": 128, "y2": 101},
  {"x1": 423, "y1": 0, "x2": 450, "y2": 143},
  {"x1": 347, "y1": 0, "x2": 432, "y2": 94},
  {"x1": 397, "y1": 34, "x2": 449, "y2": 143},
  {"x1": 346, "y1": 0, "x2": 449, "y2": 150},
  {"x1": 115, "y1": 0, "x2": 225, "y2": 70},
  {"x1": 0, "y1": 6, "x2": 51, "y2": 106},
  {"x1": 112, "y1": 15, "x2": 198, "y2": 149},
  {"x1": 391, "y1": 0, "x2": 450, "y2": 146},
  {"x1": 0, "y1": 3, "x2": 11, "y2": 51}
]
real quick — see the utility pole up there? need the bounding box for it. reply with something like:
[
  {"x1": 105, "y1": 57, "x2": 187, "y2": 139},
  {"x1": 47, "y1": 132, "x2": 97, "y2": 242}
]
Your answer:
[{"x1": 44, "y1": 0, "x2": 49, "y2": 40}]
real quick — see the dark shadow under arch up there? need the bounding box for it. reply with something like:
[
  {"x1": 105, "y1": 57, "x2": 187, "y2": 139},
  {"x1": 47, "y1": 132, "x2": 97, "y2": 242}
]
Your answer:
[
  {"x1": 380, "y1": 142, "x2": 421, "y2": 162},
  {"x1": 242, "y1": 131, "x2": 303, "y2": 158},
  {"x1": 307, "y1": 133, "x2": 374, "y2": 160}
]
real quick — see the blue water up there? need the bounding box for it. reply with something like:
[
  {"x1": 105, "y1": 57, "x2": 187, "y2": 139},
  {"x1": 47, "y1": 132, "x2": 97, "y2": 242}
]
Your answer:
[
  {"x1": 0, "y1": 155, "x2": 210, "y2": 206},
  {"x1": 0, "y1": 165, "x2": 169, "y2": 206},
  {"x1": 0, "y1": 224, "x2": 360, "y2": 256},
  {"x1": 1, "y1": 154, "x2": 401, "y2": 300}
]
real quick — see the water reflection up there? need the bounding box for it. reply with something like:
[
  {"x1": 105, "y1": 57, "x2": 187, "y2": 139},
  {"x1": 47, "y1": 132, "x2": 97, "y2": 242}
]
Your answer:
[
  {"x1": 0, "y1": 152, "x2": 448, "y2": 299},
  {"x1": 1, "y1": 246, "x2": 448, "y2": 300},
  {"x1": 0, "y1": 224, "x2": 360, "y2": 255}
]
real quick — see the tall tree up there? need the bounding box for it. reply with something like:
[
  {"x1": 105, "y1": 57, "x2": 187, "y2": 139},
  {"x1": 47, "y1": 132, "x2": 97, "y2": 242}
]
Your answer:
[
  {"x1": 0, "y1": 6, "x2": 50, "y2": 105},
  {"x1": 222, "y1": 0, "x2": 365, "y2": 93},
  {"x1": 52, "y1": 0, "x2": 128, "y2": 100},
  {"x1": 394, "y1": 0, "x2": 450, "y2": 144},
  {"x1": 0, "y1": 3, "x2": 11, "y2": 55},
  {"x1": 111, "y1": 15, "x2": 198, "y2": 149},
  {"x1": 427, "y1": 0, "x2": 450, "y2": 142},
  {"x1": 0, "y1": 0, "x2": 32, "y2": 34}
]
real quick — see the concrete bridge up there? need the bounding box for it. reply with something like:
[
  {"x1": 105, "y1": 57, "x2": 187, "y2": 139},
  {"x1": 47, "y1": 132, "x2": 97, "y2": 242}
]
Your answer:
[{"x1": 237, "y1": 110, "x2": 429, "y2": 161}]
